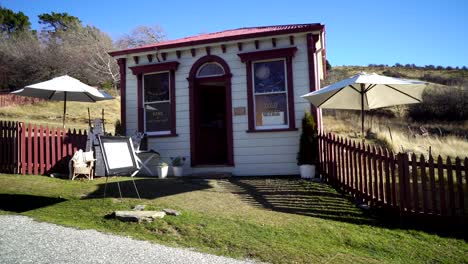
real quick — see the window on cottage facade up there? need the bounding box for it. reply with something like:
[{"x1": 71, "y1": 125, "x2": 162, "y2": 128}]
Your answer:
[
  {"x1": 253, "y1": 59, "x2": 288, "y2": 129},
  {"x1": 196, "y1": 62, "x2": 225, "y2": 77},
  {"x1": 143, "y1": 72, "x2": 171, "y2": 134}
]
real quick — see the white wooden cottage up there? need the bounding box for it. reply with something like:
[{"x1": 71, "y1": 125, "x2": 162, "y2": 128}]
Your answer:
[{"x1": 109, "y1": 23, "x2": 326, "y2": 176}]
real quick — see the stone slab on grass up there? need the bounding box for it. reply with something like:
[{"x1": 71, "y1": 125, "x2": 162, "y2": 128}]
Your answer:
[
  {"x1": 115, "y1": 211, "x2": 166, "y2": 223},
  {"x1": 163, "y1": 208, "x2": 181, "y2": 216}
]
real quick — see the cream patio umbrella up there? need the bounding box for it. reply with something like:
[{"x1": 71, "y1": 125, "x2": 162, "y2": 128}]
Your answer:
[
  {"x1": 301, "y1": 72, "x2": 430, "y2": 134},
  {"x1": 12, "y1": 75, "x2": 113, "y2": 127}
]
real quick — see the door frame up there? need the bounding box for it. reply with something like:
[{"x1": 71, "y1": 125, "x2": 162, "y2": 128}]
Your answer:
[{"x1": 188, "y1": 55, "x2": 234, "y2": 166}]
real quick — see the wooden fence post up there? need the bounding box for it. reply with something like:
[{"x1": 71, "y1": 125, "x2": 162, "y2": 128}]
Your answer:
[
  {"x1": 455, "y1": 158, "x2": 464, "y2": 219},
  {"x1": 420, "y1": 154, "x2": 429, "y2": 214},
  {"x1": 397, "y1": 153, "x2": 408, "y2": 214},
  {"x1": 437, "y1": 156, "x2": 447, "y2": 216},
  {"x1": 446, "y1": 157, "x2": 455, "y2": 217},
  {"x1": 411, "y1": 153, "x2": 419, "y2": 212}
]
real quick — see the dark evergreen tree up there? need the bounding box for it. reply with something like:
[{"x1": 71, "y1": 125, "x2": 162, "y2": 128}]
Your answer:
[{"x1": 297, "y1": 112, "x2": 318, "y2": 165}]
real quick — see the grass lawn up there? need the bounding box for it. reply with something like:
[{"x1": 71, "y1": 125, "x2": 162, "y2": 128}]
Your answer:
[{"x1": 0, "y1": 174, "x2": 466, "y2": 263}]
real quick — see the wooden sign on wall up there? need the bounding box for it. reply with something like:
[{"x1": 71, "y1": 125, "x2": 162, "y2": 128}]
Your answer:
[{"x1": 233, "y1": 107, "x2": 246, "y2": 116}]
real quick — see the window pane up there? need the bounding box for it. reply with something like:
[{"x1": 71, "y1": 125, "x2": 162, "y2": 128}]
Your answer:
[
  {"x1": 197, "y1": 63, "x2": 225, "y2": 77},
  {"x1": 144, "y1": 73, "x2": 169, "y2": 102},
  {"x1": 254, "y1": 60, "x2": 285, "y2": 93},
  {"x1": 255, "y1": 94, "x2": 287, "y2": 127},
  {"x1": 145, "y1": 102, "x2": 171, "y2": 132}
]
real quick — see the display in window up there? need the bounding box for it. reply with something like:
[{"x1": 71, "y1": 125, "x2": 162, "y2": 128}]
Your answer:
[
  {"x1": 144, "y1": 73, "x2": 169, "y2": 102},
  {"x1": 145, "y1": 102, "x2": 171, "y2": 132},
  {"x1": 255, "y1": 94, "x2": 287, "y2": 126},
  {"x1": 254, "y1": 60, "x2": 285, "y2": 93}
]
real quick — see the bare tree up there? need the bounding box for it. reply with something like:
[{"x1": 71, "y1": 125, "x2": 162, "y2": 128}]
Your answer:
[
  {"x1": 114, "y1": 25, "x2": 166, "y2": 49},
  {"x1": 56, "y1": 26, "x2": 119, "y2": 87}
]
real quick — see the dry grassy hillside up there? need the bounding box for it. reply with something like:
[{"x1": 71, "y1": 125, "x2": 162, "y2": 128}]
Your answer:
[{"x1": 0, "y1": 96, "x2": 120, "y2": 134}]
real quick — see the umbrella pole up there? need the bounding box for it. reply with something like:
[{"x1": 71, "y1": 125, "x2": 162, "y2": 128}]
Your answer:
[
  {"x1": 360, "y1": 84, "x2": 365, "y2": 137},
  {"x1": 63, "y1": 92, "x2": 67, "y2": 128}
]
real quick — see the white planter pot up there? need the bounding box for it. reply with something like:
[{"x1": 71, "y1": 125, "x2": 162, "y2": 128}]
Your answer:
[
  {"x1": 299, "y1": 164, "x2": 316, "y2": 179},
  {"x1": 157, "y1": 166, "x2": 168, "y2": 179},
  {"x1": 173, "y1": 166, "x2": 184, "y2": 177}
]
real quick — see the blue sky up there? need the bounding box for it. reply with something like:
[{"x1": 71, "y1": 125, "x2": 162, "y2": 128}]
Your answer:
[{"x1": 2, "y1": 0, "x2": 467, "y2": 67}]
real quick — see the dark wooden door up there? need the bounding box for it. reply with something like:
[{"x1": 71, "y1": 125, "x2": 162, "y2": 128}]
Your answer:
[{"x1": 195, "y1": 85, "x2": 228, "y2": 165}]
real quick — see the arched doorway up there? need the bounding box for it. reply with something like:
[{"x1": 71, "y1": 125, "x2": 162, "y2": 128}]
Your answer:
[{"x1": 188, "y1": 56, "x2": 234, "y2": 166}]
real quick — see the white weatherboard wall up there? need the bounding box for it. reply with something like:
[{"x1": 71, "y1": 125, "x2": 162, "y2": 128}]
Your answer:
[{"x1": 123, "y1": 33, "x2": 321, "y2": 176}]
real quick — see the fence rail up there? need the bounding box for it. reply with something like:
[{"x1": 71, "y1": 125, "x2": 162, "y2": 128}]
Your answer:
[
  {"x1": 318, "y1": 133, "x2": 467, "y2": 223},
  {"x1": 0, "y1": 120, "x2": 87, "y2": 175}
]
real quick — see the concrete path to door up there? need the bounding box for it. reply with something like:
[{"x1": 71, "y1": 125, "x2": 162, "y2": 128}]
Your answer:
[{"x1": 0, "y1": 215, "x2": 261, "y2": 264}]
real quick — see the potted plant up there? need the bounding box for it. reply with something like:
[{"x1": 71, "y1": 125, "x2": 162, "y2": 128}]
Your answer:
[
  {"x1": 156, "y1": 161, "x2": 169, "y2": 179},
  {"x1": 170, "y1": 156, "x2": 186, "y2": 177},
  {"x1": 297, "y1": 112, "x2": 318, "y2": 179}
]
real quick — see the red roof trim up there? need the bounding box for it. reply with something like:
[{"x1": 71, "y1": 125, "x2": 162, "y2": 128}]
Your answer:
[
  {"x1": 109, "y1": 23, "x2": 324, "y2": 57},
  {"x1": 129, "y1": 61, "x2": 179, "y2": 75}
]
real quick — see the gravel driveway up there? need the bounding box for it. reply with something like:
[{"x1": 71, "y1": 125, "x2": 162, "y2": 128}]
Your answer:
[{"x1": 0, "y1": 215, "x2": 259, "y2": 264}]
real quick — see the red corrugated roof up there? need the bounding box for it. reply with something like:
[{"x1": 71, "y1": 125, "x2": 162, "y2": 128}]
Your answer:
[{"x1": 109, "y1": 23, "x2": 324, "y2": 56}]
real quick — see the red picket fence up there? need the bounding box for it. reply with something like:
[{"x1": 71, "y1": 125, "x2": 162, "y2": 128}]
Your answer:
[
  {"x1": 318, "y1": 133, "x2": 468, "y2": 223},
  {"x1": 0, "y1": 120, "x2": 87, "y2": 175},
  {"x1": 0, "y1": 92, "x2": 44, "y2": 107},
  {"x1": 0, "y1": 121, "x2": 18, "y2": 173}
]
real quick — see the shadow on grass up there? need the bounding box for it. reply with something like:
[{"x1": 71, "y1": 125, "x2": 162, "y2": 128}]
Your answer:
[
  {"x1": 223, "y1": 177, "x2": 379, "y2": 224},
  {"x1": 85, "y1": 177, "x2": 213, "y2": 199},
  {"x1": 0, "y1": 194, "x2": 67, "y2": 213},
  {"x1": 224, "y1": 177, "x2": 467, "y2": 240}
]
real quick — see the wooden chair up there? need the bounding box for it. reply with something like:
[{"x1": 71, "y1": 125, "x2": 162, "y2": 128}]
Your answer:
[{"x1": 69, "y1": 150, "x2": 95, "y2": 180}]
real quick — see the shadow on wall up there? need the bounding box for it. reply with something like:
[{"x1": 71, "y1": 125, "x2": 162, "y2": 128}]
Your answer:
[
  {"x1": 0, "y1": 194, "x2": 67, "y2": 213},
  {"x1": 84, "y1": 177, "x2": 213, "y2": 200}
]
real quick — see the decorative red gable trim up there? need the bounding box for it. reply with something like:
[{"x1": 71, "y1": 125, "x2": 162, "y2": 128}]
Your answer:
[
  {"x1": 237, "y1": 43, "x2": 242, "y2": 51},
  {"x1": 191, "y1": 48, "x2": 196, "y2": 57},
  {"x1": 117, "y1": 58, "x2": 126, "y2": 134},
  {"x1": 176, "y1": 50, "x2": 181, "y2": 59},
  {"x1": 238, "y1": 47, "x2": 297, "y2": 63},
  {"x1": 255, "y1": 40, "x2": 259, "y2": 49},
  {"x1": 289, "y1": 36, "x2": 294, "y2": 45},
  {"x1": 109, "y1": 24, "x2": 324, "y2": 57},
  {"x1": 161, "y1": 52, "x2": 167, "y2": 61},
  {"x1": 205, "y1": 46, "x2": 211, "y2": 55},
  {"x1": 147, "y1": 54, "x2": 153, "y2": 62},
  {"x1": 133, "y1": 56, "x2": 139, "y2": 64},
  {"x1": 129, "y1": 61, "x2": 179, "y2": 75},
  {"x1": 272, "y1": 38, "x2": 276, "y2": 47},
  {"x1": 221, "y1": 44, "x2": 226, "y2": 53}
]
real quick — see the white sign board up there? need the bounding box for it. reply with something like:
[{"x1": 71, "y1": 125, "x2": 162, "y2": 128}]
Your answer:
[
  {"x1": 102, "y1": 142, "x2": 134, "y2": 169},
  {"x1": 262, "y1": 111, "x2": 284, "y2": 125},
  {"x1": 98, "y1": 136, "x2": 138, "y2": 176}
]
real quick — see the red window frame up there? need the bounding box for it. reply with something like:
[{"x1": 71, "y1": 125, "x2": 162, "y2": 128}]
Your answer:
[
  {"x1": 129, "y1": 61, "x2": 179, "y2": 137},
  {"x1": 238, "y1": 47, "x2": 298, "y2": 132}
]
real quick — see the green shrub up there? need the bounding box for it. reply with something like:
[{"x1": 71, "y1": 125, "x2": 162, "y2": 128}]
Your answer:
[{"x1": 297, "y1": 112, "x2": 318, "y2": 165}]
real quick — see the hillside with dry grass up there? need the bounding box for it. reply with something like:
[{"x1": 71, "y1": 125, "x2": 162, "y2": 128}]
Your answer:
[
  {"x1": 322, "y1": 66, "x2": 468, "y2": 159},
  {"x1": 0, "y1": 95, "x2": 120, "y2": 134}
]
